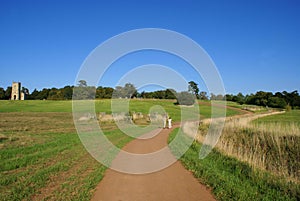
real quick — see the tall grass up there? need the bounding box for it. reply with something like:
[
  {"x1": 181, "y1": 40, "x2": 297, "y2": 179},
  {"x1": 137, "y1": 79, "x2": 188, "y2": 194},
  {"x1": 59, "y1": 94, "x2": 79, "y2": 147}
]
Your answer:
[
  {"x1": 169, "y1": 128, "x2": 299, "y2": 201},
  {"x1": 196, "y1": 111, "x2": 300, "y2": 183}
]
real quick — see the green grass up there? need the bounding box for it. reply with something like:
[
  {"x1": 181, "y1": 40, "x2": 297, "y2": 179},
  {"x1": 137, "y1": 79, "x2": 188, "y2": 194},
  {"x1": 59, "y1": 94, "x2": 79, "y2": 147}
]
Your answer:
[
  {"x1": 0, "y1": 100, "x2": 73, "y2": 112},
  {"x1": 0, "y1": 111, "x2": 134, "y2": 201},
  {"x1": 253, "y1": 110, "x2": 300, "y2": 125},
  {"x1": 0, "y1": 99, "x2": 245, "y2": 200},
  {"x1": 0, "y1": 99, "x2": 243, "y2": 121},
  {"x1": 0, "y1": 130, "x2": 133, "y2": 200},
  {"x1": 220, "y1": 101, "x2": 270, "y2": 113},
  {"x1": 169, "y1": 128, "x2": 300, "y2": 201}
]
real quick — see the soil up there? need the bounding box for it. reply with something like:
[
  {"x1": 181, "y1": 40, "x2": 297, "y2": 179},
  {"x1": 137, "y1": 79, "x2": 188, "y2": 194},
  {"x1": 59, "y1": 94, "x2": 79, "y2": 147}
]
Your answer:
[{"x1": 91, "y1": 124, "x2": 216, "y2": 201}]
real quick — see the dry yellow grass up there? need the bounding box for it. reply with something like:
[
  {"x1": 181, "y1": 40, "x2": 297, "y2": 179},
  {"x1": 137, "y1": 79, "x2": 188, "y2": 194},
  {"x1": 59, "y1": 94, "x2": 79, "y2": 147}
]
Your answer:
[{"x1": 192, "y1": 111, "x2": 300, "y2": 183}]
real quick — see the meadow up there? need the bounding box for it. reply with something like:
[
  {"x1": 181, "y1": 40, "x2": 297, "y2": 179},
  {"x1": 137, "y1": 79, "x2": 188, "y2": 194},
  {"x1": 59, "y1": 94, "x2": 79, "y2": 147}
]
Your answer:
[
  {"x1": 0, "y1": 112, "x2": 134, "y2": 200},
  {"x1": 0, "y1": 99, "x2": 241, "y2": 119},
  {"x1": 169, "y1": 110, "x2": 300, "y2": 200},
  {"x1": 0, "y1": 99, "x2": 242, "y2": 200},
  {"x1": 5, "y1": 99, "x2": 296, "y2": 200}
]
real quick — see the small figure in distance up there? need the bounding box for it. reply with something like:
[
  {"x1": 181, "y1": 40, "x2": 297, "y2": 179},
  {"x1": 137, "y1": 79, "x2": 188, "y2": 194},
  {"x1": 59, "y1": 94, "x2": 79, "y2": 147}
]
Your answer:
[
  {"x1": 168, "y1": 116, "x2": 172, "y2": 129},
  {"x1": 163, "y1": 114, "x2": 167, "y2": 129}
]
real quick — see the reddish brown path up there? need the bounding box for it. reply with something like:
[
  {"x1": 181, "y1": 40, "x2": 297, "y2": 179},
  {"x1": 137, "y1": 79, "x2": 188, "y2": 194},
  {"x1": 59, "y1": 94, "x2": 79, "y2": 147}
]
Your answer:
[{"x1": 91, "y1": 124, "x2": 216, "y2": 201}]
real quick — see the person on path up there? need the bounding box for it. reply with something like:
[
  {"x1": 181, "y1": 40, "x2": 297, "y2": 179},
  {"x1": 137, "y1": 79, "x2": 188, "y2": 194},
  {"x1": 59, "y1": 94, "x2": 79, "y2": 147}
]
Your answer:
[
  {"x1": 162, "y1": 114, "x2": 167, "y2": 129},
  {"x1": 168, "y1": 117, "x2": 172, "y2": 129}
]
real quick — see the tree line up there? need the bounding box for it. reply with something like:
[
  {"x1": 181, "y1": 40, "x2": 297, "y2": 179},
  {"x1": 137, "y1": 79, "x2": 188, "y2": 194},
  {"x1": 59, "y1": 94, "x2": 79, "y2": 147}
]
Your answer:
[
  {"x1": 225, "y1": 91, "x2": 300, "y2": 109},
  {"x1": 0, "y1": 80, "x2": 299, "y2": 109}
]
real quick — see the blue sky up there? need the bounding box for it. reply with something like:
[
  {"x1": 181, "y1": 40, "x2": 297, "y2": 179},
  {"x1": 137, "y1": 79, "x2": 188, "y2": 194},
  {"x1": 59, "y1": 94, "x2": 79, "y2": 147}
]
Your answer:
[{"x1": 1, "y1": 0, "x2": 299, "y2": 94}]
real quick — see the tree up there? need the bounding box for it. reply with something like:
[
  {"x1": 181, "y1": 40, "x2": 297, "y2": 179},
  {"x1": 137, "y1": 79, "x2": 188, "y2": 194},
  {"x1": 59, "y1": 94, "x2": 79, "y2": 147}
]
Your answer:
[
  {"x1": 113, "y1": 83, "x2": 137, "y2": 98},
  {"x1": 165, "y1": 89, "x2": 176, "y2": 99},
  {"x1": 233, "y1": 93, "x2": 245, "y2": 105},
  {"x1": 113, "y1": 86, "x2": 124, "y2": 98},
  {"x1": 96, "y1": 86, "x2": 113, "y2": 99},
  {"x1": 73, "y1": 80, "x2": 95, "y2": 100},
  {"x1": 153, "y1": 90, "x2": 165, "y2": 99},
  {"x1": 210, "y1": 93, "x2": 216, "y2": 100},
  {"x1": 5, "y1": 87, "x2": 12, "y2": 100},
  {"x1": 62, "y1": 86, "x2": 73, "y2": 100},
  {"x1": 215, "y1": 94, "x2": 225, "y2": 100},
  {"x1": 199, "y1": 91, "x2": 208, "y2": 100},
  {"x1": 36, "y1": 88, "x2": 49, "y2": 100},
  {"x1": 21, "y1": 87, "x2": 30, "y2": 95},
  {"x1": 48, "y1": 88, "x2": 63, "y2": 100},
  {"x1": 123, "y1": 83, "x2": 137, "y2": 98},
  {"x1": 29, "y1": 89, "x2": 40, "y2": 100},
  {"x1": 78, "y1": 80, "x2": 87, "y2": 87},
  {"x1": 175, "y1": 91, "x2": 195, "y2": 105},
  {"x1": 282, "y1": 90, "x2": 300, "y2": 109},
  {"x1": 188, "y1": 81, "x2": 199, "y2": 99},
  {"x1": 0, "y1": 87, "x2": 5, "y2": 100},
  {"x1": 225, "y1": 94, "x2": 233, "y2": 101},
  {"x1": 268, "y1": 96, "x2": 287, "y2": 108}
]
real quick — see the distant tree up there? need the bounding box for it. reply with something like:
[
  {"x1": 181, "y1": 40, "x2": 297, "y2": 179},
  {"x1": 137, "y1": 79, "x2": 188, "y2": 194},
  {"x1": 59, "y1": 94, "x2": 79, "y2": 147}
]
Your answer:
[
  {"x1": 96, "y1": 86, "x2": 113, "y2": 99},
  {"x1": 225, "y1": 94, "x2": 233, "y2": 101},
  {"x1": 175, "y1": 91, "x2": 195, "y2": 105},
  {"x1": 199, "y1": 91, "x2": 208, "y2": 100},
  {"x1": 153, "y1": 90, "x2": 165, "y2": 99},
  {"x1": 0, "y1": 87, "x2": 5, "y2": 100},
  {"x1": 62, "y1": 86, "x2": 73, "y2": 99},
  {"x1": 113, "y1": 83, "x2": 137, "y2": 98},
  {"x1": 21, "y1": 87, "x2": 30, "y2": 95},
  {"x1": 282, "y1": 90, "x2": 300, "y2": 109},
  {"x1": 140, "y1": 91, "x2": 154, "y2": 99},
  {"x1": 73, "y1": 80, "x2": 95, "y2": 100},
  {"x1": 36, "y1": 88, "x2": 49, "y2": 100},
  {"x1": 123, "y1": 83, "x2": 137, "y2": 98},
  {"x1": 113, "y1": 86, "x2": 124, "y2": 98},
  {"x1": 275, "y1": 92, "x2": 284, "y2": 99},
  {"x1": 103, "y1": 87, "x2": 113, "y2": 99},
  {"x1": 210, "y1": 93, "x2": 216, "y2": 100},
  {"x1": 188, "y1": 81, "x2": 199, "y2": 99},
  {"x1": 233, "y1": 92, "x2": 246, "y2": 105},
  {"x1": 140, "y1": 91, "x2": 146, "y2": 99},
  {"x1": 210, "y1": 93, "x2": 224, "y2": 101},
  {"x1": 165, "y1": 89, "x2": 176, "y2": 99},
  {"x1": 48, "y1": 88, "x2": 62, "y2": 100},
  {"x1": 29, "y1": 89, "x2": 40, "y2": 100},
  {"x1": 5, "y1": 87, "x2": 12, "y2": 99},
  {"x1": 216, "y1": 94, "x2": 225, "y2": 100},
  {"x1": 268, "y1": 96, "x2": 287, "y2": 108},
  {"x1": 78, "y1": 80, "x2": 87, "y2": 87}
]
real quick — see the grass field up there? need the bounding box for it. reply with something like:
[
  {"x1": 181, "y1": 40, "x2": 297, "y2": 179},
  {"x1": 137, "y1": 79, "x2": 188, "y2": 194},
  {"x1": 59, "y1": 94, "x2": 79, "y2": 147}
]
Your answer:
[
  {"x1": 0, "y1": 111, "x2": 134, "y2": 200},
  {"x1": 169, "y1": 128, "x2": 299, "y2": 200},
  {"x1": 2, "y1": 99, "x2": 298, "y2": 200},
  {"x1": 169, "y1": 110, "x2": 300, "y2": 200},
  {"x1": 206, "y1": 110, "x2": 300, "y2": 182},
  {"x1": 253, "y1": 109, "x2": 300, "y2": 126},
  {"x1": 0, "y1": 99, "x2": 244, "y2": 200},
  {"x1": 0, "y1": 99, "x2": 242, "y2": 120},
  {"x1": 220, "y1": 101, "x2": 270, "y2": 113}
]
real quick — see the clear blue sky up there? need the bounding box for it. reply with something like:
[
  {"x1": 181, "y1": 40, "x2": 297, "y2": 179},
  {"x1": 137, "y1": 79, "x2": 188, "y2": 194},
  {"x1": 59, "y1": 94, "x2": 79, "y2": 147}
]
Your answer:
[{"x1": 1, "y1": 0, "x2": 299, "y2": 94}]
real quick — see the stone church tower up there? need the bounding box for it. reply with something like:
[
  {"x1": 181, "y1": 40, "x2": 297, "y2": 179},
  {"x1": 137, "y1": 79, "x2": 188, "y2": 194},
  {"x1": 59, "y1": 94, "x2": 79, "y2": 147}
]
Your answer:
[{"x1": 11, "y1": 82, "x2": 25, "y2": 100}]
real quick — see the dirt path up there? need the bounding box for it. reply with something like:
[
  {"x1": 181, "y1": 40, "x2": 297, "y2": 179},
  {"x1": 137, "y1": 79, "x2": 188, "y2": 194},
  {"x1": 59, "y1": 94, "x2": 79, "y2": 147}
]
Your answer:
[{"x1": 91, "y1": 124, "x2": 216, "y2": 201}]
